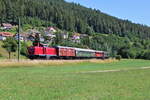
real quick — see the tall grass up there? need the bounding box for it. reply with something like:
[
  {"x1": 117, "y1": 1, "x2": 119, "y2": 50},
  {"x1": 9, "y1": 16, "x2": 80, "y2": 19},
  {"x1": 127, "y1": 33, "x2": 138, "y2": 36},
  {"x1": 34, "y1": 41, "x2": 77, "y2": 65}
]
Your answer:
[{"x1": 0, "y1": 59, "x2": 117, "y2": 67}]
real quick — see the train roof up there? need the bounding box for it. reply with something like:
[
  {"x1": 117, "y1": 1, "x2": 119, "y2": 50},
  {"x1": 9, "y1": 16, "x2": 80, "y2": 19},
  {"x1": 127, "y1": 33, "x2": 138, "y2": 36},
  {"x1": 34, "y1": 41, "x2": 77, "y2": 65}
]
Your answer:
[
  {"x1": 56, "y1": 46, "x2": 106, "y2": 53},
  {"x1": 55, "y1": 46, "x2": 75, "y2": 49},
  {"x1": 95, "y1": 50, "x2": 105, "y2": 53},
  {"x1": 74, "y1": 48, "x2": 95, "y2": 52}
]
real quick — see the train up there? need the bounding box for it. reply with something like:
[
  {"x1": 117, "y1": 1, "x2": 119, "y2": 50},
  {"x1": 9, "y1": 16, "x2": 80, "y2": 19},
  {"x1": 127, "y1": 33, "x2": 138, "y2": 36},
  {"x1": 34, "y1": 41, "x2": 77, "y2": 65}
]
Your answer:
[{"x1": 27, "y1": 43, "x2": 109, "y2": 59}]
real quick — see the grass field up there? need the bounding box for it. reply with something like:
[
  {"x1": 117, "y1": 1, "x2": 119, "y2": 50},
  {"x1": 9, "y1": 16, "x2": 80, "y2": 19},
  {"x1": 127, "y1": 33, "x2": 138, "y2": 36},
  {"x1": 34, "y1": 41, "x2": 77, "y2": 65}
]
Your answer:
[{"x1": 0, "y1": 59, "x2": 150, "y2": 100}]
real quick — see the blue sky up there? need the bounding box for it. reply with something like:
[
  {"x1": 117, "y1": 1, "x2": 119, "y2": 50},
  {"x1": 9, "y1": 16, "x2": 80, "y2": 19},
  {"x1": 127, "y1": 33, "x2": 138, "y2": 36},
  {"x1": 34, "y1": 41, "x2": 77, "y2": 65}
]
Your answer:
[{"x1": 65, "y1": 0, "x2": 150, "y2": 26}]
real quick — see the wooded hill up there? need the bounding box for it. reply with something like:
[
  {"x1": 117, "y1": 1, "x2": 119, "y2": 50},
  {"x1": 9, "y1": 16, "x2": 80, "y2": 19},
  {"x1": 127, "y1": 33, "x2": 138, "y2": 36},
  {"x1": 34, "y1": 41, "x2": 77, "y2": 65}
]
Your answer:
[
  {"x1": 0, "y1": 0, "x2": 150, "y2": 38},
  {"x1": 0, "y1": 0, "x2": 150, "y2": 59}
]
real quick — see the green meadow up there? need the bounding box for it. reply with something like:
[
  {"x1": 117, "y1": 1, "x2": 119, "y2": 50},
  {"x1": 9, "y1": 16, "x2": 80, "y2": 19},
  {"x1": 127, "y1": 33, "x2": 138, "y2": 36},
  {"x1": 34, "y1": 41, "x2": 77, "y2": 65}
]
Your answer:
[{"x1": 0, "y1": 59, "x2": 150, "y2": 100}]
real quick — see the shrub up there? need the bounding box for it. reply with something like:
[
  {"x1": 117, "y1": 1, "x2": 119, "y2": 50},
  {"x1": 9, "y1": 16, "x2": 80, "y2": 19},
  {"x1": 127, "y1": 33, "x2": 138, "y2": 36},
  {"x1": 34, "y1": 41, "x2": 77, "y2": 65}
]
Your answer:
[
  {"x1": 21, "y1": 43, "x2": 28, "y2": 56},
  {"x1": 0, "y1": 53, "x2": 3, "y2": 57},
  {"x1": 141, "y1": 50, "x2": 150, "y2": 60},
  {"x1": 116, "y1": 55, "x2": 122, "y2": 60}
]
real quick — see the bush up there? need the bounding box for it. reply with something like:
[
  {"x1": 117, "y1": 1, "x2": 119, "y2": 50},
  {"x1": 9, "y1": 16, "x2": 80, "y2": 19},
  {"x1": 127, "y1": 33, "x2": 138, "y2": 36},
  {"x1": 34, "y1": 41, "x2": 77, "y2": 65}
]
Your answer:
[
  {"x1": 141, "y1": 50, "x2": 150, "y2": 60},
  {"x1": 21, "y1": 43, "x2": 28, "y2": 56},
  {"x1": 116, "y1": 55, "x2": 122, "y2": 60},
  {"x1": 0, "y1": 53, "x2": 3, "y2": 57}
]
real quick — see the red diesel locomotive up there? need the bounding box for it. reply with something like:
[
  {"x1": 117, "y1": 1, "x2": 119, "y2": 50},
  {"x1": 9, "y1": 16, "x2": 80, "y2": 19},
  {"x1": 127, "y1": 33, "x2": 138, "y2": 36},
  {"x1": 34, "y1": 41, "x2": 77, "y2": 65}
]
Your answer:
[{"x1": 27, "y1": 44, "x2": 109, "y2": 59}]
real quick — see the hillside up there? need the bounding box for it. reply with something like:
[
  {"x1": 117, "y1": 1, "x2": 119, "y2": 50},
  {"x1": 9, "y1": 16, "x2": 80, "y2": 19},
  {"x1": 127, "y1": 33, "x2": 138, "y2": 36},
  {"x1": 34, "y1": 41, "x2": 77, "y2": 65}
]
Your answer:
[
  {"x1": 0, "y1": 41, "x2": 27, "y2": 59},
  {"x1": 0, "y1": 41, "x2": 8, "y2": 59},
  {"x1": 0, "y1": 0, "x2": 150, "y2": 59},
  {"x1": 0, "y1": 0, "x2": 150, "y2": 39}
]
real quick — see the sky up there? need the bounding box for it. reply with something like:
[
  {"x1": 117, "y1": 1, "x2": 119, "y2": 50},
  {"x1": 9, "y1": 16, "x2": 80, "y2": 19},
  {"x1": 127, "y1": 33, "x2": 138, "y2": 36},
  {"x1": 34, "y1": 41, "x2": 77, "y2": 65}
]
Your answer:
[{"x1": 65, "y1": 0, "x2": 150, "y2": 26}]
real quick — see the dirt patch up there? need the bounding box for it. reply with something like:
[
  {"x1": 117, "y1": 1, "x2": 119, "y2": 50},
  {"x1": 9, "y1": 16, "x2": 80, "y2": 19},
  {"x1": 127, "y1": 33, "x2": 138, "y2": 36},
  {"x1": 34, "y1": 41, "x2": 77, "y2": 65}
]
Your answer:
[{"x1": 79, "y1": 66, "x2": 150, "y2": 74}]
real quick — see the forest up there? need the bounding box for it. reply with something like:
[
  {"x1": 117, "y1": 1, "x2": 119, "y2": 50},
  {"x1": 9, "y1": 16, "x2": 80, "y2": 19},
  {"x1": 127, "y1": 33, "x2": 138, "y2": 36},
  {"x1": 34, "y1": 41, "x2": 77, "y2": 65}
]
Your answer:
[{"x1": 0, "y1": 0, "x2": 150, "y2": 59}]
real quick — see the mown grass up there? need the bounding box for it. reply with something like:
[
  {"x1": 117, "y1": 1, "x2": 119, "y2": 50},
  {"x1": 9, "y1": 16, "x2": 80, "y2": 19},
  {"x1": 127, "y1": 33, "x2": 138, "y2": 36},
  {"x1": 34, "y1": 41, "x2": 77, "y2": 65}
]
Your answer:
[{"x1": 0, "y1": 59, "x2": 150, "y2": 100}]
